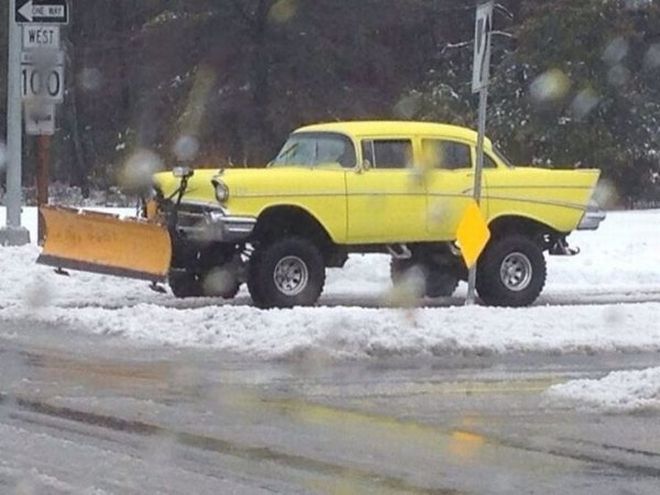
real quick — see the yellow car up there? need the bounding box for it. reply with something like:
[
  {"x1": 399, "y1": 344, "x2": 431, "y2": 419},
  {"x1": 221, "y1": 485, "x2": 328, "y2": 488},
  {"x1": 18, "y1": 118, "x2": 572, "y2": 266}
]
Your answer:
[
  {"x1": 149, "y1": 121, "x2": 604, "y2": 308},
  {"x1": 38, "y1": 121, "x2": 604, "y2": 307}
]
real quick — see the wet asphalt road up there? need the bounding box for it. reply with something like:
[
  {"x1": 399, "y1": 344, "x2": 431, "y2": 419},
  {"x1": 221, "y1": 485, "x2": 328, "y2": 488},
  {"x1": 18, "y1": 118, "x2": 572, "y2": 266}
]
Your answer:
[{"x1": 0, "y1": 318, "x2": 659, "y2": 494}]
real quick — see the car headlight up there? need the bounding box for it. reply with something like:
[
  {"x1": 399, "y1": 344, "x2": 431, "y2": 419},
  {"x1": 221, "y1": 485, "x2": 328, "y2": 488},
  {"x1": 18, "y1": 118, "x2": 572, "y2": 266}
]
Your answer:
[
  {"x1": 212, "y1": 178, "x2": 229, "y2": 203},
  {"x1": 172, "y1": 166, "x2": 194, "y2": 179}
]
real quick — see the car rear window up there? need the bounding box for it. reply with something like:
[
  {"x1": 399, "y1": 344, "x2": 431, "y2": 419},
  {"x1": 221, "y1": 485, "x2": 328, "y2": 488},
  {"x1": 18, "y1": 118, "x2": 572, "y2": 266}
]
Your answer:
[{"x1": 422, "y1": 139, "x2": 472, "y2": 170}]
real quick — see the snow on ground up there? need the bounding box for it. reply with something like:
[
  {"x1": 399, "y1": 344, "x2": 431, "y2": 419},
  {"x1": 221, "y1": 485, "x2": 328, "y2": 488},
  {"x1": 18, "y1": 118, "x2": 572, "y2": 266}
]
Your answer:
[
  {"x1": 0, "y1": 207, "x2": 659, "y2": 360},
  {"x1": 546, "y1": 367, "x2": 660, "y2": 412}
]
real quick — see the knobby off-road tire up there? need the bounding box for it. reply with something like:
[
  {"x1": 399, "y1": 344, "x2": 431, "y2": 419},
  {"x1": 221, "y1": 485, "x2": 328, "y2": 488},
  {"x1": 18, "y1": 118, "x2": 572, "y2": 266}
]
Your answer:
[
  {"x1": 476, "y1": 235, "x2": 546, "y2": 307},
  {"x1": 169, "y1": 271, "x2": 203, "y2": 298},
  {"x1": 390, "y1": 259, "x2": 459, "y2": 298},
  {"x1": 247, "y1": 237, "x2": 326, "y2": 309},
  {"x1": 169, "y1": 270, "x2": 240, "y2": 299}
]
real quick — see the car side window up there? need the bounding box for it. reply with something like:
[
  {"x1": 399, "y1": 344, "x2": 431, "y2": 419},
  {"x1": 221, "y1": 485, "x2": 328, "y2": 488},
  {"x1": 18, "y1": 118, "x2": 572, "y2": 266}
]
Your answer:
[
  {"x1": 422, "y1": 139, "x2": 471, "y2": 170},
  {"x1": 362, "y1": 139, "x2": 412, "y2": 169}
]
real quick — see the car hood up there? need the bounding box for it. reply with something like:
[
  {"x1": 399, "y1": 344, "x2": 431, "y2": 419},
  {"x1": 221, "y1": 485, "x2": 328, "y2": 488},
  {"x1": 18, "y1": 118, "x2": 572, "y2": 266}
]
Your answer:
[{"x1": 153, "y1": 166, "x2": 335, "y2": 204}]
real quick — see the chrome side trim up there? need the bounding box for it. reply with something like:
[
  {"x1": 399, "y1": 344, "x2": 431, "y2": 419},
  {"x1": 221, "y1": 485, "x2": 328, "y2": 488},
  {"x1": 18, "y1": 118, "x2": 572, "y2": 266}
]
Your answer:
[
  {"x1": 178, "y1": 200, "x2": 227, "y2": 212},
  {"x1": 482, "y1": 194, "x2": 589, "y2": 212},
  {"x1": 175, "y1": 201, "x2": 256, "y2": 243}
]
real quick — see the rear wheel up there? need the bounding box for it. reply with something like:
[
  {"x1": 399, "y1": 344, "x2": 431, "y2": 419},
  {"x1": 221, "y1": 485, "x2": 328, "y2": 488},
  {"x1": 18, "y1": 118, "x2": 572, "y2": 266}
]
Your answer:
[
  {"x1": 390, "y1": 258, "x2": 459, "y2": 298},
  {"x1": 248, "y1": 237, "x2": 325, "y2": 308},
  {"x1": 476, "y1": 235, "x2": 546, "y2": 307}
]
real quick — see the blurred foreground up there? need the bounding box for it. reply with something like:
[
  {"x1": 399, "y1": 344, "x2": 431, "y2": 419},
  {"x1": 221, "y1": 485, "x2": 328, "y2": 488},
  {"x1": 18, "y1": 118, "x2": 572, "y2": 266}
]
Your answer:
[{"x1": 1, "y1": 320, "x2": 659, "y2": 494}]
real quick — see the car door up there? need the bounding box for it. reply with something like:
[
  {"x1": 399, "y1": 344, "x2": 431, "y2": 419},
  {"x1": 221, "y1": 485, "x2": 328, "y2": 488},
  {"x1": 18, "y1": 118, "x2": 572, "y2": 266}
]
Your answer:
[
  {"x1": 345, "y1": 138, "x2": 427, "y2": 243},
  {"x1": 422, "y1": 138, "x2": 478, "y2": 240}
]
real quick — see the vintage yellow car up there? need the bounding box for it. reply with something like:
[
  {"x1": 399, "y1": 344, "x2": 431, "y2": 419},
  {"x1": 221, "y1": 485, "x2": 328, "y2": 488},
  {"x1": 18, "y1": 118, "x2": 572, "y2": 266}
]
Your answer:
[{"x1": 38, "y1": 121, "x2": 605, "y2": 308}]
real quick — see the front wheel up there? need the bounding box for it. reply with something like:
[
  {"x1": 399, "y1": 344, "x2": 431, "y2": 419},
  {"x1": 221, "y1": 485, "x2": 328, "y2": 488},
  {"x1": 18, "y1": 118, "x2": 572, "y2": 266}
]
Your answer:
[
  {"x1": 248, "y1": 237, "x2": 325, "y2": 308},
  {"x1": 169, "y1": 267, "x2": 240, "y2": 299},
  {"x1": 169, "y1": 271, "x2": 203, "y2": 298},
  {"x1": 476, "y1": 235, "x2": 546, "y2": 307}
]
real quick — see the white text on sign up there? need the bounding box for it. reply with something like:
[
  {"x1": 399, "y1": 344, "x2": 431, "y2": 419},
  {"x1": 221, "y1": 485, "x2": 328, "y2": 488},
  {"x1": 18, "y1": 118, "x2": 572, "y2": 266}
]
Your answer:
[{"x1": 33, "y1": 6, "x2": 65, "y2": 17}]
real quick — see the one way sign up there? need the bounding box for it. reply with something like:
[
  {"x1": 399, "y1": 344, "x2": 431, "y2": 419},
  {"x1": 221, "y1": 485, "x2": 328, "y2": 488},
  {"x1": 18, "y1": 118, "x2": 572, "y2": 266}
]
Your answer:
[
  {"x1": 472, "y1": 1, "x2": 493, "y2": 93},
  {"x1": 16, "y1": 0, "x2": 68, "y2": 24}
]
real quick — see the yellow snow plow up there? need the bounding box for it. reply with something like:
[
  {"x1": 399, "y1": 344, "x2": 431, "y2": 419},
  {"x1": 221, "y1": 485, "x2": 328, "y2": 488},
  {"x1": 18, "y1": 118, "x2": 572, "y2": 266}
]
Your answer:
[{"x1": 37, "y1": 206, "x2": 172, "y2": 281}]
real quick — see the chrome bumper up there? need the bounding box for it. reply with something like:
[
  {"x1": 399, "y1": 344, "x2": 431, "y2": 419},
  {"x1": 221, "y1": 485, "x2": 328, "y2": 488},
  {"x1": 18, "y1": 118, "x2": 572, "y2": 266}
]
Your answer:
[
  {"x1": 176, "y1": 203, "x2": 256, "y2": 243},
  {"x1": 577, "y1": 203, "x2": 606, "y2": 231}
]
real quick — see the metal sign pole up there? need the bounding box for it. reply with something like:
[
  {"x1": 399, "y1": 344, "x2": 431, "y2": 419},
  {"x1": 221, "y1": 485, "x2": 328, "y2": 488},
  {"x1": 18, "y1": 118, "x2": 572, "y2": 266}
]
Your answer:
[
  {"x1": 36, "y1": 134, "x2": 50, "y2": 244},
  {"x1": 466, "y1": 85, "x2": 489, "y2": 305},
  {"x1": 466, "y1": 0, "x2": 493, "y2": 305},
  {"x1": 2, "y1": 0, "x2": 30, "y2": 245}
]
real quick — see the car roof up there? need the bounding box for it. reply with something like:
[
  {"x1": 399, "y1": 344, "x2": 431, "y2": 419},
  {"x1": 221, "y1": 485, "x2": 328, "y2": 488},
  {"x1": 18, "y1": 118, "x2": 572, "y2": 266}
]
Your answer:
[{"x1": 295, "y1": 121, "x2": 491, "y2": 146}]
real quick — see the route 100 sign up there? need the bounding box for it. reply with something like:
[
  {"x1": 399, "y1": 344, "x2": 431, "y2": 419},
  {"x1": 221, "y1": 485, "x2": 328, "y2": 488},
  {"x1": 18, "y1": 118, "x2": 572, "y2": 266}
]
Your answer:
[{"x1": 21, "y1": 63, "x2": 64, "y2": 102}]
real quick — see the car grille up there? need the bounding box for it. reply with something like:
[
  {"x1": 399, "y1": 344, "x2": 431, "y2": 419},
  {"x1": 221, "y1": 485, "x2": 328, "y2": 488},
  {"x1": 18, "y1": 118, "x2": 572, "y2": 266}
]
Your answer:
[{"x1": 176, "y1": 203, "x2": 224, "y2": 228}]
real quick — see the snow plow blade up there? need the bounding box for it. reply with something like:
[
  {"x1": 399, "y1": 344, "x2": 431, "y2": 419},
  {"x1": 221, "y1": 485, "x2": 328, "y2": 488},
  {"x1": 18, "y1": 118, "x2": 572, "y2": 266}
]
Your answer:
[{"x1": 37, "y1": 206, "x2": 172, "y2": 281}]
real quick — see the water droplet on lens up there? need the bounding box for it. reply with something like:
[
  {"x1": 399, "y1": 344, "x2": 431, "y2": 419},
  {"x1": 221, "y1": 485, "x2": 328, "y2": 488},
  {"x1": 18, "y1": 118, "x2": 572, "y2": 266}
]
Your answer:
[
  {"x1": 529, "y1": 69, "x2": 571, "y2": 104},
  {"x1": 607, "y1": 64, "x2": 630, "y2": 87},
  {"x1": 643, "y1": 43, "x2": 660, "y2": 71},
  {"x1": 78, "y1": 67, "x2": 103, "y2": 92},
  {"x1": 602, "y1": 37, "x2": 629, "y2": 66},
  {"x1": 120, "y1": 149, "x2": 164, "y2": 192},
  {"x1": 570, "y1": 89, "x2": 600, "y2": 120},
  {"x1": 173, "y1": 135, "x2": 200, "y2": 162}
]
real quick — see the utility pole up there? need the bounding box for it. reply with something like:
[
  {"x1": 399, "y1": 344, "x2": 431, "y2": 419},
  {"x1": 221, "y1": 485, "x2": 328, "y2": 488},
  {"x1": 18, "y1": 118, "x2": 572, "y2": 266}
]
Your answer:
[{"x1": 1, "y1": 0, "x2": 31, "y2": 245}]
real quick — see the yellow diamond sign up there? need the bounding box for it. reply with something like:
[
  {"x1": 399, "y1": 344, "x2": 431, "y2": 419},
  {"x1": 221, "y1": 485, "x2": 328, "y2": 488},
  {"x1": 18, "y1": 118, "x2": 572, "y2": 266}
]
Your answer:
[{"x1": 456, "y1": 200, "x2": 491, "y2": 269}]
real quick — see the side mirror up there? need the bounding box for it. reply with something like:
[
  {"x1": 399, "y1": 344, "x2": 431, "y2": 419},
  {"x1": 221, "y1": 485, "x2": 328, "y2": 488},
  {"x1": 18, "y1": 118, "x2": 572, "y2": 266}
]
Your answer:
[{"x1": 173, "y1": 166, "x2": 194, "y2": 179}]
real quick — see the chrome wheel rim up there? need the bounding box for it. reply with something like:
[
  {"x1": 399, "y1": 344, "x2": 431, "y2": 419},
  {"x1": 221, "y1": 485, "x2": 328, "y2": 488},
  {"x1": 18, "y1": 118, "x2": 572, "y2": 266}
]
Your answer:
[
  {"x1": 499, "y1": 252, "x2": 533, "y2": 292},
  {"x1": 273, "y1": 256, "x2": 309, "y2": 296}
]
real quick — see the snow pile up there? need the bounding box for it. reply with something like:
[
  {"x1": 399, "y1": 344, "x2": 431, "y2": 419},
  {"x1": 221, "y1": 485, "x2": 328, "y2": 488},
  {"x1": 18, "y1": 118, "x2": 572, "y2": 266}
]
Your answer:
[
  {"x1": 0, "y1": 208, "x2": 659, "y2": 359},
  {"x1": 5, "y1": 302, "x2": 660, "y2": 359},
  {"x1": 550, "y1": 209, "x2": 660, "y2": 289},
  {"x1": 546, "y1": 367, "x2": 660, "y2": 412}
]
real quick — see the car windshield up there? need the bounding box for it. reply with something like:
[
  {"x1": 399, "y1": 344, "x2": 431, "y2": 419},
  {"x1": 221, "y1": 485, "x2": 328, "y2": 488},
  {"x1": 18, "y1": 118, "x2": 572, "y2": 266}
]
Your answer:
[{"x1": 270, "y1": 132, "x2": 356, "y2": 168}]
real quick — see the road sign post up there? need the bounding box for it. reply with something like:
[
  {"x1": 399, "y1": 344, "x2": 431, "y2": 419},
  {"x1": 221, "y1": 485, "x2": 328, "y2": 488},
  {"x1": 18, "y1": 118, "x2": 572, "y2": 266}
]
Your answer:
[
  {"x1": 1, "y1": 0, "x2": 31, "y2": 246},
  {"x1": 466, "y1": 0, "x2": 494, "y2": 305},
  {"x1": 22, "y1": 47, "x2": 64, "y2": 242},
  {"x1": 2, "y1": 0, "x2": 67, "y2": 245},
  {"x1": 36, "y1": 134, "x2": 51, "y2": 243}
]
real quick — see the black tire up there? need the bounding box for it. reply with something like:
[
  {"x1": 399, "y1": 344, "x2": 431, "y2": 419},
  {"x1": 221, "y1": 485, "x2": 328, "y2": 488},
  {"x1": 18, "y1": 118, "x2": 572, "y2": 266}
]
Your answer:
[
  {"x1": 247, "y1": 237, "x2": 325, "y2": 308},
  {"x1": 170, "y1": 269, "x2": 240, "y2": 299},
  {"x1": 202, "y1": 273, "x2": 240, "y2": 299},
  {"x1": 476, "y1": 235, "x2": 546, "y2": 307},
  {"x1": 169, "y1": 271, "x2": 203, "y2": 298},
  {"x1": 390, "y1": 259, "x2": 459, "y2": 298},
  {"x1": 200, "y1": 261, "x2": 241, "y2": 299},
  {"x1": 246, "y1": 249, "x2": 267, "y2": 307}
]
